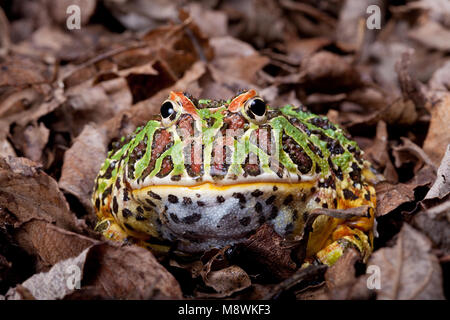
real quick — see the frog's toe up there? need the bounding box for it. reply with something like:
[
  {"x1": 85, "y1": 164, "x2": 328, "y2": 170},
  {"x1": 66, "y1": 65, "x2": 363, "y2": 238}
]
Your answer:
[{"x1": 95, "y1": 218, "x2": 129, "y2": 242}]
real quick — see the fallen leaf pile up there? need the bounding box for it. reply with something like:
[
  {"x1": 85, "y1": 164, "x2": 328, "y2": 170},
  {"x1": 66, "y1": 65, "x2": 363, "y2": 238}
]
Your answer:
[{"x1": 0, "y1": 0, "x2": 448, "y2": 300}]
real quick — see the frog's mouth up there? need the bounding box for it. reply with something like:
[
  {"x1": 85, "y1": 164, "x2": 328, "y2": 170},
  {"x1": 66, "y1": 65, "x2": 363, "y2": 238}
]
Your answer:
[{"x1": 134, "y1": 181, "x2": 314, "y2": 193}]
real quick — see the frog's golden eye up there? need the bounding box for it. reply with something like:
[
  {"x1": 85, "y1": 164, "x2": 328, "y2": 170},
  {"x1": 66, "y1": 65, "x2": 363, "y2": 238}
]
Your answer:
[
  {"x1": 244, "y1": 97, "x2": 267, "y2": 124},
  {"x1": 161, "y1": 100, "x2": 178, "y2": 127}
]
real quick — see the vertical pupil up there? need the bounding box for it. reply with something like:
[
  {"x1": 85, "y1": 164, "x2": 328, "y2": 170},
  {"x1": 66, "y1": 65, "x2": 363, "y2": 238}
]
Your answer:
[
  {"x1": 161, "y1": 102, "x2": 174, "y2": 118},
  {"x1": 250, "y1": 99, "x2": 266, "y2": 116}
]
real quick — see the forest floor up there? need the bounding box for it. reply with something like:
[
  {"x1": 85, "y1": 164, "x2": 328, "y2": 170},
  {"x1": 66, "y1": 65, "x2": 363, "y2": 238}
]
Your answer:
[{"x1": 0, "y1": 0, "x2": 448, "y2": 300}]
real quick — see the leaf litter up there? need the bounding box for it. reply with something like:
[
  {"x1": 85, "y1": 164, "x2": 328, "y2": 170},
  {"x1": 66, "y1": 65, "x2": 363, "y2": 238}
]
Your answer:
[{"x1": 0, "y1": 0, "x2": 449, "y2": 300}]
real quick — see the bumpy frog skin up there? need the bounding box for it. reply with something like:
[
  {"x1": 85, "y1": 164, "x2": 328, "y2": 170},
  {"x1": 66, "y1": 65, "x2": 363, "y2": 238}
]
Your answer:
[{"x1": 92, "y1": 90, "x2": 378, "y2": 265}]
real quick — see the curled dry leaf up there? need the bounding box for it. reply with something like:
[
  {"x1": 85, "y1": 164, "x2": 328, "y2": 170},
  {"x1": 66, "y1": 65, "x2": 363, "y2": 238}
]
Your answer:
[
  {"x1": 4, "y1": 242, "x2": 182, "y2": 300},
  {"x1": 197, "y1": 247, "x2": 250, "y2": 297},
  {"x1": 323, "y1": 248, "x2": 373, "y2": 300},
  {"x1": 201, "y1": 265, "x2": 251, "y2": 298},
  {"x1": 241, "y1": 224, "x2": 297, "y2": 280},
  {"x1": 59, "y1": 124, "x2": 109, "y2": 217},
  {"x1": 0, "y1": 156, "x2": 80, "y2": 231},
  {"x1": 375, "y1": 165, "x2": 436, "y2": 217},
  {"x1": 299, "y1": 51, "x2": 361, "y2": 92},
  {"x1": 263, "y1": 265, "x2": 327, "y2": 300},
  {"x1": 368, "y1": 223, "x2": 444, "y2": 300},
  {"x1": 75, "y1": 243, "x2": 182, "y2": 299},
  {"x1": 392, "y1": 137, "x2": 437, "y2": 173},
  {"x1": 375, "y1": 182, "x2": 415, "y2": 217},
  {"x1": 13, "y1": 221, "x2": 96, "y2": 272}
]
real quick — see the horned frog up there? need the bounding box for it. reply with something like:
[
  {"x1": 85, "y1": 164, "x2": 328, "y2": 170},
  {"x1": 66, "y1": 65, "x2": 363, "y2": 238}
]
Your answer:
[{"x1": 92, "y1": 90, "x2": 378, "y2": 265}]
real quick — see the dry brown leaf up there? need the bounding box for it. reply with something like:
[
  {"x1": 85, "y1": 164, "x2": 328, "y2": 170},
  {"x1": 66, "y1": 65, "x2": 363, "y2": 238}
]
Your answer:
[
  {"x1": 188, "y1": 3, "x2": 228, "y2": 38},
  {"x1": 368, "y1": 223, "x2": 444, "y2": 300},
  {"x1": 4, "y1": 247, "x2": 91, "y2": 300},
  {"x1": 408, "y1": 21, "x2": 450, "y2": 51},
  {"x1": 423, "y1": 94, "x2": 450, "y2": 167},
  {"x1": 413, "y1": 201, "x2": 450, "y2": 256},
  {"x1": 363, "y1": 120, "x2": 398, "y2": 182},
  {"x1": 393, "y1": 137, "x2": 437, "y2": 173},
  {"x1": 241, "y1": 224, "x2": 297, "y2": 280},
  {"x1": 375, "y1": 182, "x2": 415, "y2": 217},
  {"x1": 429, "y1": 60, "x2": 450, "y2": 92},
  {"x1": 202, "y1": 265, "x2": 251, "y2": 297},
  {"x1": 10, "y1": 122, "x2": 49, "y2": 163},
  {"x1": 325, "y1": 249, "x2": 360, "y2": 291},
  {"x1": 4, "y1": 242, "x2": 182, "y2": 300},
  {"x1": 299, "y1": 51, "x2": 361, "y2": 92},
  {"x1": 0, "y1": 136, "x2": 16, "y2": 158},
  {"x1": 425, "y1": 145, "x2": 450, "y2": 200},
  {"x1": 0, "y1": 54, "x2": 54, "y2": 87},
  {"x1": 59, "y1": 124, "x2": 108, "y2": 217},
  {"x1": 0, "y1": 156, "x2": 80, "y2": 231},
  {"x1": 324, "y1": 249, "x2": 373, "y2": 300},
  {"x1": 263, "y1": 265, "x2": 327, "y2": 300},
  {"x1": 77, "y1": 243, "x2": 182, "y2": 299},
  {"x1": 209, "y1": 36, "x2": 269, "y2": 88},
  {"x1": 375, "y1": 164, "x2": 436, "y2": 217},
  {"x1": 60, "y1": 78, "x2": 132, "y2": 136},
  {"x1": 1, "y1": 87, "x2": 66, "y2": 128},
  {"x1": 13, "y1": 221, "x2": 96, "y2": 271}
]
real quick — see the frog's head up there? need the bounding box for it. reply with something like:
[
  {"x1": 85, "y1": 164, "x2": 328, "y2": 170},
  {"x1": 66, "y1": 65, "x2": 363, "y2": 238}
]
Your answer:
[{"x1": 122, "y1": 89, "x2": 354, "y2": 188}]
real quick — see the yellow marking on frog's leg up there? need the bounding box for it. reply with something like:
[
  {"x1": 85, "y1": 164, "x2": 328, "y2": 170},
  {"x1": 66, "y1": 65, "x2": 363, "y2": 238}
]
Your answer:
[
  {"x1": 95, "y1": 217, "x2": 130, "y2": 242},
  {"x1": 315, "y1": 189, "x2": 376, "y2": 266},
  {"x1": 316, "y1": 225, "x2": 372, "y2": 265}
]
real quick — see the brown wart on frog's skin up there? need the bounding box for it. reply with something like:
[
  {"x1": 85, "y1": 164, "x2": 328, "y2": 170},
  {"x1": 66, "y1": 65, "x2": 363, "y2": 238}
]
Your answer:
[{"x1": 92, "y1": 90, "x2": 379, "y2": 266}]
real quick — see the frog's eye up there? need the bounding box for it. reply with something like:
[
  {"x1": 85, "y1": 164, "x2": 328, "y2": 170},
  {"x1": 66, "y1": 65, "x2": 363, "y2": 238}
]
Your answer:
[
  {"x1": 160, "y1": 100, "x2": 178, "y2": 127},
  {"x1": 244, "y1": 97, "x2": 267, "y2": 123}
]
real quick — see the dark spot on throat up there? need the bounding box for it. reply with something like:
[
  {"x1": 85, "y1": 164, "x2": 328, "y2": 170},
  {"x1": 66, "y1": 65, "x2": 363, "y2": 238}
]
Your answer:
[
  {"x1": 239, "y1": 216, "x2": 251, "y2": 227},
  {"x1": 182, "y1": 213, "x2": 202, "y2": 224},
  {"x1": 251, "y1": 189, "x2": 263, "y2": 197},
  {"x1": 266, "y1": 195, "x2": 276, "y2": 205},
  {"x1": 168, "y1": 194, "x2": 178, "y2": 203}
]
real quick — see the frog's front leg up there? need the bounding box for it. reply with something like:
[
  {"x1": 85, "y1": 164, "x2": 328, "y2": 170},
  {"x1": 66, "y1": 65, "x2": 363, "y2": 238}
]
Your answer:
[{"x1": 316, "y1": 214, "x2": 374, "y2": 266}]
